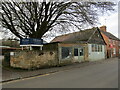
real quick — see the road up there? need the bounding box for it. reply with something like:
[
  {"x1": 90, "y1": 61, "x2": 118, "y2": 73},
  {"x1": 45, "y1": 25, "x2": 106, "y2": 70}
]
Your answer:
[{"x1": 2, "y1": 58, "x2": 118, "y2": 88}]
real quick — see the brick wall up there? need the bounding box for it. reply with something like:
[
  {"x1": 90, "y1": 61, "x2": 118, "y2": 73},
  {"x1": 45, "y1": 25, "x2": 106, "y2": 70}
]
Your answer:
[{"x1": 101, "y1": 32, "x2": 120, "y2": 58}]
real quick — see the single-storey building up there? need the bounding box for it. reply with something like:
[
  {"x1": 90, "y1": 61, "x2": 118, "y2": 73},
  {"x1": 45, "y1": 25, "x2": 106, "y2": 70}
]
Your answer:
[
  {"x1": 51, "y1": 27, "x2": 106, "y2": 62},
  {"x1": 10, "y1": 27, "x2": 107, "y2": 69}
]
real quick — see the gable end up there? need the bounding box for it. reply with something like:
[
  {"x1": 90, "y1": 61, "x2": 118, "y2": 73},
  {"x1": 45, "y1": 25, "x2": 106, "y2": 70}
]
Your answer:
[{"x1": 87, "y1": 28, "x2": 106, "y2": 45}]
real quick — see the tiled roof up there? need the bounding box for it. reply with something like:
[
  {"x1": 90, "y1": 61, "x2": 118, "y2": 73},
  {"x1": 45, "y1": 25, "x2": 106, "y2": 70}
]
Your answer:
[
  {"x1": 100, "y1": 30, "x2": 120, "y2": 41},
  {"x1": 51, "y1": 27, "x2": 97, "y2": 43}
]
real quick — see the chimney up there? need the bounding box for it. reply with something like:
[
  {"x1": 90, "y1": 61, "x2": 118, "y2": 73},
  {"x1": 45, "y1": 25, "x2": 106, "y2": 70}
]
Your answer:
[{"x1": 100, "y1": 26, "x2": 107, "y2": 32}]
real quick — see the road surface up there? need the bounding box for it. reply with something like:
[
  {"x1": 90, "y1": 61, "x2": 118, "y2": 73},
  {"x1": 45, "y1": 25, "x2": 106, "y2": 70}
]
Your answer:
[{"x1": 2, "y1": 58, "x2": 118, "y2": 88}]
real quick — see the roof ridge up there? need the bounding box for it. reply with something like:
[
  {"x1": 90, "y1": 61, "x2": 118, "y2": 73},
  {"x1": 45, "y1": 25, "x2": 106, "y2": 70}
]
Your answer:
[
  {"x1": 55, "y1": 27, "x2": 97, "y2": 38},
  {"x1": 100, "y1": 30, "x2": 120, "y2": 40},
  {"x1": 51, "y1": 27, "x2": 98, "y2": 43}
]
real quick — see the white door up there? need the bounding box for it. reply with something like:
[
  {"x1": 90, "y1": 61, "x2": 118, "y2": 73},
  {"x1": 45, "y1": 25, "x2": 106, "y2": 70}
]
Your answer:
[{"x1": 74, "y1": 48, "x2": 84, "y2": 62}]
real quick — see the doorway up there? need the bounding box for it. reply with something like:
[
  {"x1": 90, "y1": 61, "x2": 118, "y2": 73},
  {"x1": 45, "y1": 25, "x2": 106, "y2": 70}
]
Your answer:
[{"x1": 74, "y1": 47, "x2": 84, "y2": 62}]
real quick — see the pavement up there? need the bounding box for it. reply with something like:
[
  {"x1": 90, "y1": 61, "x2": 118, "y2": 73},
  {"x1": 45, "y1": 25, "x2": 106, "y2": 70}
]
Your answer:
[
  {"x1": 1, "y1": 57, "x2": 119, "y2": 83},
  {"x1": 2, "y1": 57, "x2": 118, "y2": 88}
]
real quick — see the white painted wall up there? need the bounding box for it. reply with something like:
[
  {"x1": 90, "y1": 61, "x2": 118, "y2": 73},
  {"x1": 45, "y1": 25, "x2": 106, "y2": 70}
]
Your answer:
[{"x1": 88, "y1": 44, "x2": 105, "y2": 61}]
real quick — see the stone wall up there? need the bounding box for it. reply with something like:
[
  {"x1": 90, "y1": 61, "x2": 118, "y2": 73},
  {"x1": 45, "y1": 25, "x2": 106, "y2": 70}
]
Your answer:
[{"x1": 10, "y1": 50, "x2": 58, "y2": 69}]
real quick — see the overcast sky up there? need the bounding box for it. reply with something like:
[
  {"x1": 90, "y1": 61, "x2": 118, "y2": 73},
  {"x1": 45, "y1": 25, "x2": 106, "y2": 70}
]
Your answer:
[
  {"x1": 0, "y1": 1, "x2": 119, "y2": 41},
  {"x1": 98, "y1": 1, "x2": 118, "y2": 38}
]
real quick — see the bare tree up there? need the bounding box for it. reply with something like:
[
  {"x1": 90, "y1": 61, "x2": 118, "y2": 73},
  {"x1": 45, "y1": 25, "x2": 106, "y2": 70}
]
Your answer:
[{"x1": 0, "y1": 0, "x2": 116, "y2": 39}]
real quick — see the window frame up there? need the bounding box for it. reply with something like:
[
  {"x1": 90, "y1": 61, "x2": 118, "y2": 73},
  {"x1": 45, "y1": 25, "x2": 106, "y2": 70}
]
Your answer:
[
  {"x1": 74, "y1": 48, "x2": 78, "y2": 56},
  {"x1": 113, "y1": 48, "x2": 116, "y2": 54},
  {"x1": 91, "y1": 44, "x2": 102, "y2": 52},
  {"x1": 61, "y1": 47, "x2": 72, "y2": 60}
]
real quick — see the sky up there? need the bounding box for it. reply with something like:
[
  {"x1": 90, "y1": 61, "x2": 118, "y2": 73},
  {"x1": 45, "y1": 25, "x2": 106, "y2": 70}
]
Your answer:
[
  {"x1": 98, "y1": 1, "x2": 118, "y2": 38},
  {"x1": 0, "y1": 1, "x2": 119, "y2": 41},
  {"x1": 46, "y1": 2, "x2": 119, "y2": 42}
]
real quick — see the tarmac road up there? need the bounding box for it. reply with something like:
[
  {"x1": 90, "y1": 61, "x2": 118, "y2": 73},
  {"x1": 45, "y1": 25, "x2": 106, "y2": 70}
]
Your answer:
[{"x1": 2, "y1": 58, "x2": 118, "y2": 88}]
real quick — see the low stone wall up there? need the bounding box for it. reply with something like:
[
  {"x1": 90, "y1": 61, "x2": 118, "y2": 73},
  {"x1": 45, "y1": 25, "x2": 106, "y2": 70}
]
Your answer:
[{"x1": 10, "y1": 50, "x2": 58, "y2": 69}]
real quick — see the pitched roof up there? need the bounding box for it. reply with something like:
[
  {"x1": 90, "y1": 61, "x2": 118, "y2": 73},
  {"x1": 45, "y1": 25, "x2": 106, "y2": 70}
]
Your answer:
[
  {"x1": 100, "y1": 30, "x2": 120, "y2": 41},
  {"x1": 51, "y1": 27, "x2": 97, "y2": 43}
]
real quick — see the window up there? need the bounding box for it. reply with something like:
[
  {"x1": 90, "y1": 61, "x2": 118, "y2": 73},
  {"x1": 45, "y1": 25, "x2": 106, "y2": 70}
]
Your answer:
[
  {"x1": 61, "y1": 47, "x2": 72, "y2": 59},
  {"x1": 113, "y1": 40, "x2": 115, "y2": 45},
  {"x1": 95, "y1": 44, "x2": 97, "y2": 52},
  {"x1": 119, "y1": 49, "x2": 120, "y2": 54},
  {"x1": 113, "y1": 48, "x2": 116, "y2": 54},
  {"x1": 92, "y1": 44, "x2": 102, "y2": 52},
  {"x1": 100, "y1": 45, "x2": 102, "y2": 52},
  {"x1": 98, "y1": 45, "x2": 101, "y2": 52},
  {"x1": 79, "y1": 48, "x2": 84, "y2": 56},
  {"x1": 74, "y1": 48, "x2": 78, "y2": 56},
  {"x1": 92, "y1": 44, "x2": 95, "y2": 52},
  {"x1": 108, "y1": 39, "x2": 111, "y2": 44},
  {"x1": 119, "y1": 42, "x2": 120, "y2": 46}
]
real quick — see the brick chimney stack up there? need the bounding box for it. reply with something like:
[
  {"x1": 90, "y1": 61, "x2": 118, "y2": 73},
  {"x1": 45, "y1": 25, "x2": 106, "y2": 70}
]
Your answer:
[{"x1": 100, "y1": 26, "x2": 107, "y2": 32}]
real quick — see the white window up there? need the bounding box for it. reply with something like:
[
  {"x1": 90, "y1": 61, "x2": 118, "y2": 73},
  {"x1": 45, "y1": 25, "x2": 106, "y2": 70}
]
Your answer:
[
  {"x1": 92, "y1": 44, "x2": 102, "y2": 52},
  {"x1": 92, "y1": 44, "x2": 95, "y2": 52},
  {"x1": 113, "y1": 48, "x2": 116, "y2": 54},
  {"x1": 95, "y1": 44, "x2": 97, "y2": 52},
  {"x1": 119, "y1": 49, "x2": 120, "y2": 54},
  {"x1": 113, "y1": 40, "x2": 115, "y2": 45}
]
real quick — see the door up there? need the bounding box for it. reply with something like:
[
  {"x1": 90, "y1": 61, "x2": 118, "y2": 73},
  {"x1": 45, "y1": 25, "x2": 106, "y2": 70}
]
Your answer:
[
  {"x1": 78, "y1": 48, "x2": 84, "y2": 61},
  {"x1": 74, "y1": 47, "x2": 84, "y2": 62}
]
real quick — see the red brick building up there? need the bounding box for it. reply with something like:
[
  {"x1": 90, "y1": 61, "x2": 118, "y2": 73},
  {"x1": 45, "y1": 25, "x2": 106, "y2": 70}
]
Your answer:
[{"x1": 99, "y1": 26, "x2": 120, "y2": 58}]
